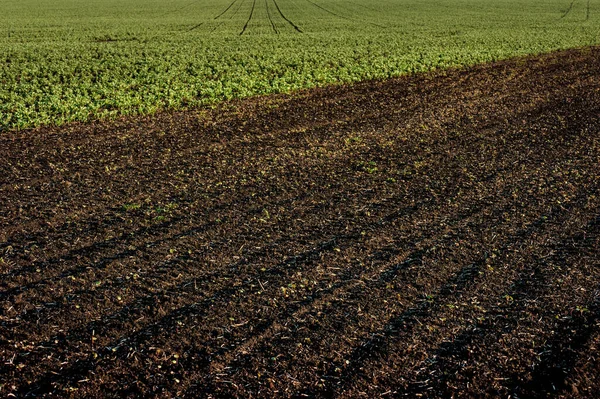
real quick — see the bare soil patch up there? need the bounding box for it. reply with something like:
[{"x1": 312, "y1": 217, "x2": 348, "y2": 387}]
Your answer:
[{"x1": 1, "y1": 47, "x2": 600, "y2": 398}]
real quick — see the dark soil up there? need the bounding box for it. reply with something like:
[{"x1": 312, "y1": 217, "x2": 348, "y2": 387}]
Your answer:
[{"x1": 1, "y1": 46, "x2": 600, "y2": 398}]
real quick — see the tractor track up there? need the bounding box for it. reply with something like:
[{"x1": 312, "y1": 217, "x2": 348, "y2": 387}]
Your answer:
[
  {"x1": 561, "y1": 0, "x2": 577, "y2": 18},
  {"x1": 272, "y1": 0, "x2": 303, "y2": 33},
  {"x1": 302, "y1": 0, "x2": 386, "y2": 28},
  {"x1": 240, "y1": 0, "x2": 257, "y2": 35},
  {"x1": 212, "y1": 0, "x2": 247, "y2": 33},
  {"x1": 587, "y1": 0, "x2": 591, "y2": 20},
  {"x1": 266, "y1": 0, "x2": 279, "y2": 34},
  {"x1": 214, "y1": 0, "x2": 241, "y2": 20}
]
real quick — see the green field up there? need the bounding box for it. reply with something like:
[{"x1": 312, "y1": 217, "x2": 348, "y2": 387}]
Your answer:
[{"x1": 1, "y1": 0, "x2": 599, "y2": 131}]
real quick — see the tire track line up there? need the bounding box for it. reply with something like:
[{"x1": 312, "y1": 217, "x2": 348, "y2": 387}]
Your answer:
[
  {"x1": 550, "y1": 296, "x2": 600, "y2": 397},
  {"x1": 561, "y1": 0, "x2": 577, "y2": 18},
  {"x1": 212, "y1": 0, "x2": 246, "y2": 36},
  {"x1": 188, "y1": 0, "x2": 241, "y2": 32},
  {"x1": 214, "y1": 0, "x2": 240, "y2": 20},
  {"x1": 586, "y1": 0, "x2": 590, "y2": 20},
  {"x1": 271, "y1": 0, "x2": 303, "y2": 33},
  {"x1": 240, "y1": 0, "x2": 256, "y2": 35},
  {"x1": 164, "y1": 0, "x2": 204, "y2": 15},
  {"x1": 187, "y1": 22, "x2": 205, "y2": 32},
  {"x1": 265, "y1": 0, "x2": 279, "y2": 34},
  {"x1": 302, "y1": 0, "x2": 385, "y2": 28}
]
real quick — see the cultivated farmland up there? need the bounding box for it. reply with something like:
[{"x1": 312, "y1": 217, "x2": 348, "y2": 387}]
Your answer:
[
  {"x1": 2, "y1": 0, "x2": 600, "y2": 398},
  {"x1": 1, "y1": 46, "x2": 600, "y2": 397},
  {"x1": 1, "y1": 0, "x2": 600, "y2": 130}
]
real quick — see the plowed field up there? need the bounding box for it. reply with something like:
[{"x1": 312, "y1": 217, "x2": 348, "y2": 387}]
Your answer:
[{"x1": 1, "y1": 47, "x2": 600, "y2": 398}]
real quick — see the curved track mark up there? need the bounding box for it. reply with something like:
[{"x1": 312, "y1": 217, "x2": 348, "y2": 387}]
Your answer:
[
  {"x1": 231, "y1": 0, "x2": 247, "y2": 19},
  {"x1": 561, "y1": 0, "x2": 577, "y2": 18},
  {"x1": 265, "y1": 0, "x2": 279, "y2": 34},
  {"x1": 181, "y1": 0, "x2": 239, "y2": 31},
  {"x1": 272, "y1": 0, "x2": 303, "y2": 32},
  {"x1": 210, "y1": 22, "x2": 224, "y2": 33},
  {"x1": 164, "y1": 0, "x2": 204, "y2": 15},
  {"x1": 187, "y1": 22, "x2": 204, "y2": 32},
  {"x1": 240, "y1": 0, "x2": 256, "y2": 35},
  {"x1": 586, "y1": 0, "x2": 590, "y2": 20},
  {"x1": 211, "y1": 0, "x2": 246, "y2": 34},
  {"x1": 214, "y1": 0, "x2": 240, "y2": 20},
  {"x1": 302, "y1": 0, "x2": 386, "y2": 28}
]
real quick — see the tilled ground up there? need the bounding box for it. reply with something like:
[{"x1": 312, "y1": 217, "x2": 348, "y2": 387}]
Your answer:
[{"x1": 1, "y1": 47, "x2": 600, "y2": 398}]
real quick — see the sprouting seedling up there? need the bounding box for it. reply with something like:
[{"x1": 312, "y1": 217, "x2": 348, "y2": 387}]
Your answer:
[{"x1": 122, "y1": 203, "x2": 141, "y2": 211}]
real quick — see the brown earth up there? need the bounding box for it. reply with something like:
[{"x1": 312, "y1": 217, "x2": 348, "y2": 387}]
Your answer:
[{"x1": 1, "y1": 46, "x2": 600, "y2": 398}]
